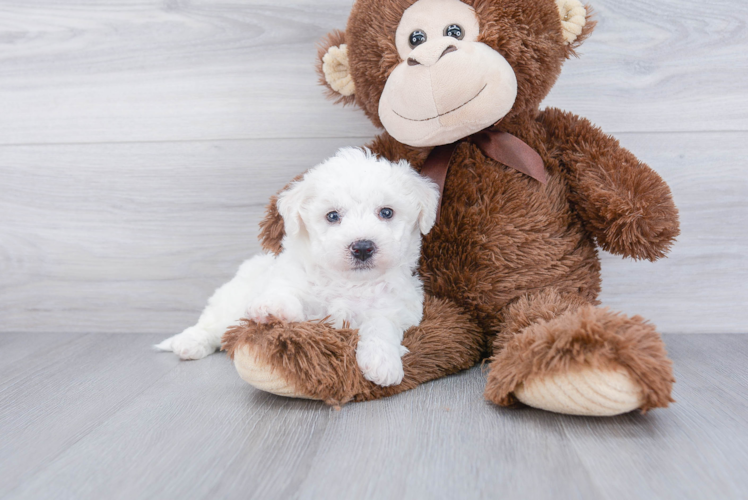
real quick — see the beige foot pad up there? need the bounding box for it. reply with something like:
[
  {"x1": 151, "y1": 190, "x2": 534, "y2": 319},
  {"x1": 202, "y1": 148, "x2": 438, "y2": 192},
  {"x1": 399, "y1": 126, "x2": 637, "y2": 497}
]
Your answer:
[
  {"x1": 233, "y1": 345, "x2": 318, "y2": 400},
  {"x1": 514, "y1": 367, "x2": 644, "y2": 416}
]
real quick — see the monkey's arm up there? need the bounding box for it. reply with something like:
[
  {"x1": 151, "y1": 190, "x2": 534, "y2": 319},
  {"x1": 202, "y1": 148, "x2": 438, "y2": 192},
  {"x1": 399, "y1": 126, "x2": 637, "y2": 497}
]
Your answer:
[{"x1": 539, "y1": 108, "x2": 680, "y2": 261}]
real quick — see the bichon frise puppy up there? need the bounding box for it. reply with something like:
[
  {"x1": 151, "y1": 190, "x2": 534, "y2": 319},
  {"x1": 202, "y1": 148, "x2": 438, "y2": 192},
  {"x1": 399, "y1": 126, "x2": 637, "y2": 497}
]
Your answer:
[{"x1": 156, "y1": 148, "x2": 440, "y2": 387}]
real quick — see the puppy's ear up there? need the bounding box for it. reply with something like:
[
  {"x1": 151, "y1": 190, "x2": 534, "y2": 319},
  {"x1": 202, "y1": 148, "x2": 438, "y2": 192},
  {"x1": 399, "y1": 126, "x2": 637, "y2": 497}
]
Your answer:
[
  {"x1": 400, "y1": 163, "x2": 440, "y2": 235},
  {"x1": 276, "y1": 179, "x2": 308, "y2": 236}
]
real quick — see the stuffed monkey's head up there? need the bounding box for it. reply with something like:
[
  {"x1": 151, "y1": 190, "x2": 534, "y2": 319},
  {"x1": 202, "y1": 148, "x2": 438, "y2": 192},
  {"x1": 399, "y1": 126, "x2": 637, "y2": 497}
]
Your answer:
[{"x1": 318, "y1": 0, "x2": 593, "y2": 148}]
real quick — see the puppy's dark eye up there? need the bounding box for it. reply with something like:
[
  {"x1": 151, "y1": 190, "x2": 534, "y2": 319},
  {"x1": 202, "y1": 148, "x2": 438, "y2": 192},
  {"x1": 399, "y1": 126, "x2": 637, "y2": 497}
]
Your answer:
[
  {"x1": 409, "y1": 30, "x2": 427, "y2": 47},
  {"x1": 379, "y1": 208, "x2": 394, "y2": 220},
  {"x1": 444, "y1": 24, "x2": 463, "y2": 40},
  {"x1": 326, "y1": 211, "x2": 340, "y2": 223}
]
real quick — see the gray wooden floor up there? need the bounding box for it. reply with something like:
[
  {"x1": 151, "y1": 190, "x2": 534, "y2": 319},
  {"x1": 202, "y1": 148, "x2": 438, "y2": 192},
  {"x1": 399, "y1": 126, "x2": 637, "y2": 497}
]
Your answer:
[{"x1": 0, "y1": 333, "x2": 746, "y2": 500}]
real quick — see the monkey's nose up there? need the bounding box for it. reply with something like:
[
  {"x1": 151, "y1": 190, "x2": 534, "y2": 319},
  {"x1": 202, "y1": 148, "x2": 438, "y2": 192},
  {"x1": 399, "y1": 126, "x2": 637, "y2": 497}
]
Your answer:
[
  {"x1": 440, "y1": 45, "x2": 457, "y2": 58},
  {"x1": 408, "y1": 45, "x2": 457, "y2": 66},
  {"x1": 350, "y1": 240, "x2": 376, "y2": 262}
]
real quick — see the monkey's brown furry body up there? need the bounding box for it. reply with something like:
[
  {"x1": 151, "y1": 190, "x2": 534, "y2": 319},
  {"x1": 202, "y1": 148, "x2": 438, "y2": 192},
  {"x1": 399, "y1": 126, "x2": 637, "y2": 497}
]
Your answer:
[{"x1": 224, "y1": 0, "x2": 679, "y2": 414}]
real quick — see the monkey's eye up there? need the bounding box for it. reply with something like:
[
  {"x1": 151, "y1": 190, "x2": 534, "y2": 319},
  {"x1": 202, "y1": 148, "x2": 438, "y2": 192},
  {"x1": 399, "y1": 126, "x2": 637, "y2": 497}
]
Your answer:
[
  {"x1": 409, "y1": 30, "x2": 427, "y2": 47},
  {"x1": 444, "y1": 24, "x2": 464, "y2": 40},
  {"x1": 379, "y1": 208, "x2": 394, "y2": 220},
  {"x1": 326, "y1": 211, "x2": 340, "y2": 223}
]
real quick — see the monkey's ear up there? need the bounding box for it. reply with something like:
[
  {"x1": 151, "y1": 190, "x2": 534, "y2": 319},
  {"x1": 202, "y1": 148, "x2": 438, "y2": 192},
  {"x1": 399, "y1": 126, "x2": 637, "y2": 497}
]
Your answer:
[
  {"x1": 317, "y1": 30, "x2": 357, "y2": 105},
  {"x1": 555, "y1": 0, "x2": 595, "y2": 52}
]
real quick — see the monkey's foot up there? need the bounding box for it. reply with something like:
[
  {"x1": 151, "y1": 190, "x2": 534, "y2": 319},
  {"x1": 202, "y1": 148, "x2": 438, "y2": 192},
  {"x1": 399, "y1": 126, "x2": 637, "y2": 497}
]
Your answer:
[
  {"x1": 513, "y1": 366, "x2": 644, "y2": 416},
  {"x1": 232, "y1": 343, "x2": 315, "y2": 399},
  {"x1": 222, "y1": 319, "x2": 362, "y2": 405},
  {"x1": 485, "y1": 304, "x2": 674, "y2": 416},
  {"x1": 222, "y1": 297, "x2": 485, "y2": 405}
]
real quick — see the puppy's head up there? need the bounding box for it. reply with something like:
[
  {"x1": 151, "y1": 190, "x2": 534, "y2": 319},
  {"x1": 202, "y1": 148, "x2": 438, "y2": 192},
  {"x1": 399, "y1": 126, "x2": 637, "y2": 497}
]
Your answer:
[{"x1": 277, "y1": 148, "x2": 439, "y2": 277}]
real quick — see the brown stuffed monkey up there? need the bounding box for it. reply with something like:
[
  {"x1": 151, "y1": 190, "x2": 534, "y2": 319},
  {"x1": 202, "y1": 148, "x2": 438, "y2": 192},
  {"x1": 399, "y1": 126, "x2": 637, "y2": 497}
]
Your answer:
[{"x1": 223, "y1": 0, "x2": 680, "y2": 416}]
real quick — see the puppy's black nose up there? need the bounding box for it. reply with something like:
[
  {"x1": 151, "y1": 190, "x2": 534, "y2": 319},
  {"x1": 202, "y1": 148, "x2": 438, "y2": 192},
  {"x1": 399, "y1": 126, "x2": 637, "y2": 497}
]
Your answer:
[{"x1": 350, "y1": 240, "x2": 376, "y2": 262}]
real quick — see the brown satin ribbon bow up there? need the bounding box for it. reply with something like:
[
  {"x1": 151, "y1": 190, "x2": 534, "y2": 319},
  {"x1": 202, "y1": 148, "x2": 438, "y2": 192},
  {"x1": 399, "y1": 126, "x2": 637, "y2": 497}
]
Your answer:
[{"x1": 420, "y1": 129, "x2": 547, "y2": 223}]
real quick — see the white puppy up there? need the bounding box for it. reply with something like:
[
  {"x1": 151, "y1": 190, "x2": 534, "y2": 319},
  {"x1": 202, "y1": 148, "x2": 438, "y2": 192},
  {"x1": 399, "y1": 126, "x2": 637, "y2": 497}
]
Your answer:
[{"x1": 156, "y1": 148, "x2": 440, "y2": 387}]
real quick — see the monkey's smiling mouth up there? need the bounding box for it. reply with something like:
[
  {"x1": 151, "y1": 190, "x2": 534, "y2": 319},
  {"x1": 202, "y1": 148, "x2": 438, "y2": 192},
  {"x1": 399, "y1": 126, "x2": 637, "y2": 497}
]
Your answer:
[{"x1": 392, "y1": 84, "x2": 488, "y2": 122}]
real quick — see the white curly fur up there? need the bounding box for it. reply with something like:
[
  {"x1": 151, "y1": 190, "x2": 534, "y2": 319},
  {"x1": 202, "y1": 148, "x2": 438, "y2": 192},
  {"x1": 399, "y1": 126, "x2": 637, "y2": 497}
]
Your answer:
[{"x1": 156, "y1": 148, "x2": 440, "y2": 387}]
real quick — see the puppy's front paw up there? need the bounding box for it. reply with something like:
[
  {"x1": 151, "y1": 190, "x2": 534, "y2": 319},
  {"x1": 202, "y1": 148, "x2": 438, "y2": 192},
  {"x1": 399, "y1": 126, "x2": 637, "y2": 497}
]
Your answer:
[
  {"x1": 155, "y1": 327, "x2": 216, "y2": 360},
  {"x1": 247, "y1": 294, "x2": 304, "y2": 324},
  {"x1": 356, "y1": 338, "x2": 405, "y2": 387}
]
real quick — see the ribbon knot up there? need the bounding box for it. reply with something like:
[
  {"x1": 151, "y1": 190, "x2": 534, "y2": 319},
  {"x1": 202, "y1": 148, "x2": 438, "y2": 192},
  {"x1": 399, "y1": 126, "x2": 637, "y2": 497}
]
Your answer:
[{"x1": 420, "y1": 130, "x2": 547, "y2": 223}]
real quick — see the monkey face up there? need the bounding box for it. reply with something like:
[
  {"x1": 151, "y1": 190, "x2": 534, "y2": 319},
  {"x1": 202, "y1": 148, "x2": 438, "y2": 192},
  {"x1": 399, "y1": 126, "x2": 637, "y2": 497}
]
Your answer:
[
  {"x1": 378, "y1": 0, "x2": 517, "y2": 147},
  {"x1": 319, "y1": 0, "x2": 591, "y2": 147}
]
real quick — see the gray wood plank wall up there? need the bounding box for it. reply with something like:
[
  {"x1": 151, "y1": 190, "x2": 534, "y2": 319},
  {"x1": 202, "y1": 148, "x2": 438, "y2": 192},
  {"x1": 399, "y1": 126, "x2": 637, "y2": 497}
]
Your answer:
[{"x1": 1, "y1": 0, "x2": 746, "y2": 335}]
